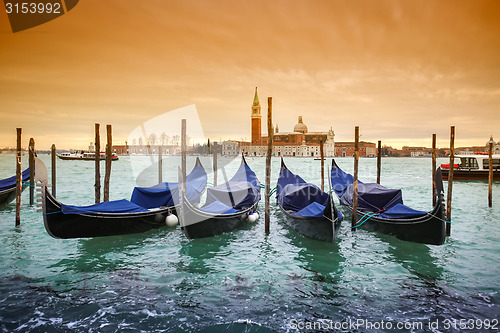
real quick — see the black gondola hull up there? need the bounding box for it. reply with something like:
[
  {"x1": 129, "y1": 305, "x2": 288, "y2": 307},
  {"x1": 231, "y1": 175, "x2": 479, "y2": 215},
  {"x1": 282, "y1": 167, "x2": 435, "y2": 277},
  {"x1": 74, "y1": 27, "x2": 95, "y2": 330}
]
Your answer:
[
  {"x1": 180, "y1": 154, "x2": 261, "y2": 239},
  {"x1": 277, "y1": 158, "x2": 343, "y2": 242},
  {"x1": 279, "y1": 205, "x2": 340, "y2": 242},
  {"x1": 0, "y1": 187, "x2": 17, "y2": 207},
  {"x1": 348, "y1": 196, "x2": 446, "y2": 245},
  {"x1": 331, "y1": 159, "x2": 447, "y2": 245},
  {"x1": 43, "y1": 187, "x2": 173, "y2": 239},
  {"x1": 180, "y1": 198, "x2": 258, "y2": 239},
  {"x1": 182, "y1": 214, "x2": 252, "y2": 239}
]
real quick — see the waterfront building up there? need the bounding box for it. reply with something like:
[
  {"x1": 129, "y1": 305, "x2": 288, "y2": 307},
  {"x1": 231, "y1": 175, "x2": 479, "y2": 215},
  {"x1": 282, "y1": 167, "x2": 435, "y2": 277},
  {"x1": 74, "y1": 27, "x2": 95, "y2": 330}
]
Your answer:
[
  {"x1": 335, "y1": 141, "x2": 377, "y2": 157},
  {"x1": 221, "y1": 140, "x2": 240, "y2": 156},
  {"x1": 230, "y1": 87, "x2": 336, "y2": 157},
  {"x1": 111, "y1": 144, "x2": 182, "y2": 155}
]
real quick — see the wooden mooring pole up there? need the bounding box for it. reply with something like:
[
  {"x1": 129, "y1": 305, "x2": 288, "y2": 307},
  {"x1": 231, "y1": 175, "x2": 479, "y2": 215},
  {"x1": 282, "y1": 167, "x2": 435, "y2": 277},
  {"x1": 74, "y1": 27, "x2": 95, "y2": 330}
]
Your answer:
[
  {"x1": 446, "y1": 126, "x2": 455, "y2": 236},
  {"x1": 103, "y1": 124, "x2": 112, "y2": 202},
  {"x1": 94, "y1": 123, "x2": 101, "y2": 204},
  {"x1": 181, "y1": 119, "x2": 187, "y2": 185},
  {"x1": 376, "y1": 140, "x2": 381, "y2": 185},
  {"x1": 432, "y1": 134, "x2": 437, "y2": 206},
  {"x1": 29, "y1": 138, "x2": 35, "y2": 205},
  {"x1": 352, "y1": 126, "x2": 359, "y2": 230},
  {"x1": 158, "y1": 145, "x2": 163, "y2": 184},
  {"x1": 213, "y1": 141, "x2": 218, "y2": 187},
  {"x1": 51, "y1": 144, "x2": 56, "y2": 197},
  {"x1": 489, "y1": 139, "x2": 494, "y2": 207},
  {"x1": 265, "y1": 97, "x2": 273, "y2": 234},
  {"x1": 320, "y1": 140, "x2": 324, "y2": 191},
  {"x1": 15, "y1": 128, "x2": 22, "y2": 226}
]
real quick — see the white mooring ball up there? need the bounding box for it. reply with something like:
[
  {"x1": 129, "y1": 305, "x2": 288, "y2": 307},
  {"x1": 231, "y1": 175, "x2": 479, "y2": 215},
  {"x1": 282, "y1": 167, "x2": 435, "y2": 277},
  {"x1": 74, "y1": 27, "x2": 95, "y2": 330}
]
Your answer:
[
  {"x1": 248, "y1": 212, "x2": 257, "y2": 223},
  {"x1": 165, "y1": 214, "x2": 178, "y2": 227},
  {"x1": 253, "y1": 212, "x2": 259, "y2": 221}
]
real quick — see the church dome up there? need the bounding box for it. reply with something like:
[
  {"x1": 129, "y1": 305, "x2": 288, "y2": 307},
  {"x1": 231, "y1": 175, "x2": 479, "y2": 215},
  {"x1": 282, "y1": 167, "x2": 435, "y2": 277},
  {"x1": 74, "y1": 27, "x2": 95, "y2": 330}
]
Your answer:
[{"x1": 293, "y1": 116, "x2": 308, "y2": 133}]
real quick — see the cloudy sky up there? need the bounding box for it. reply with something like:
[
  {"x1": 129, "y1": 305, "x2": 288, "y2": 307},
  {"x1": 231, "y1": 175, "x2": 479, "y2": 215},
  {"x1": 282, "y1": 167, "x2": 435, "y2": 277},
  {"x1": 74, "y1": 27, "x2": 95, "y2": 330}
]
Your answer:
[{"x1": 1, "y1": 0, "x2": 499, "y2": 150}]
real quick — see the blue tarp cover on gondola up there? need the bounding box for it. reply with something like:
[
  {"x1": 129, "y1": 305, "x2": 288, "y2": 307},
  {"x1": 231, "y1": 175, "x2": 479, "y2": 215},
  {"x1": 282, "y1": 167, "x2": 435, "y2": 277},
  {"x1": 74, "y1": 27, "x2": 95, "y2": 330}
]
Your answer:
[
  {"x1": 277, "y1": 165, "x2": 330, "y2": 218},
  {"x1": 278, "y1": 183, "x2": 329, "y2": 213},
  {"x1": 331, "y1": 162, "x2": 427, "y2": 218},
  {"x1": 378, "y1": 203, "x2": 426, "y2": 219},
  {"x1": 202, "y1": 161, "x2": 260, "y2": 212},
  {"x1": 200, "y1": 201, "x2": 239, "y2": 215},
  {"x1": 330, "y1": 164, "x2": 362, "y2": 197},
  {"x1": 61, "y1": 199, "x2": 148, "y2": 214},
  {"x1": 130, "y1": 182, "x2": 179, "y2": 209},
  {"x1": 0, "y1": 168, "x2": 31, "y2": 192},
  {"x1": 339, "y1": 183, "x2": 403, "y2": 212},
  {"x1": 292, "y1": 201, "x2": 326, "y2": 218},
  {"x1": 130, "y1": 160, "x2": 207, "y2": 209},
  {"x1": 276, "y1": 166, "x2": 307, "y2": 197}
]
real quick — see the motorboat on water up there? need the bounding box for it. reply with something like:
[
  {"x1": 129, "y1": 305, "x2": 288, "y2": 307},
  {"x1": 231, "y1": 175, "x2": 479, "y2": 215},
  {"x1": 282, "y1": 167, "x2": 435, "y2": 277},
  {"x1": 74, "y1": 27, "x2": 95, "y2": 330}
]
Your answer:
[
  {"x1": 57, "y1": 151, "x2": 119, "y2": 161},
  {"x1": 441, "y1": 154, "x2": 500, "y2": 180}
]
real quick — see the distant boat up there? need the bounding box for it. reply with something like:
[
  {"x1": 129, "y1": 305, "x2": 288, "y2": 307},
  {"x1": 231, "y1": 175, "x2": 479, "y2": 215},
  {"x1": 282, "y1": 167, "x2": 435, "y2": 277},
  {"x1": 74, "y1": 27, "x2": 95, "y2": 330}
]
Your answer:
[
  {"x1": 57, "y1": 151, "x2": 119, "y2": 161},
  {"x1": 276, "y1": 158, "x2": 342, "y2": 242},
  {"x1": 441, "y1": 154, "x2": 500, "y2": 180},
  {"x1": 331, "y1": 159, "x2": 446, "y2": 245},
  {"x1": 0, "y1": 168, "x2": 31, "y2": 206}
]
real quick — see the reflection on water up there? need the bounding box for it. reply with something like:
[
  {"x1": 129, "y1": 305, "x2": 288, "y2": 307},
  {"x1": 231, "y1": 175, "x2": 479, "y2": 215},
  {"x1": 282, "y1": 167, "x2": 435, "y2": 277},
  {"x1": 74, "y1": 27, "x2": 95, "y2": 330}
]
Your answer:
[
  {"x1": 381, "y1": 234, "x2": 444, "y2": 280},
  {"x1": 53, "y1": 229, "x2": 165, "y2": 274},
  {"x1": 177, "y1": 233, "x2": 236, "y2": 275}
]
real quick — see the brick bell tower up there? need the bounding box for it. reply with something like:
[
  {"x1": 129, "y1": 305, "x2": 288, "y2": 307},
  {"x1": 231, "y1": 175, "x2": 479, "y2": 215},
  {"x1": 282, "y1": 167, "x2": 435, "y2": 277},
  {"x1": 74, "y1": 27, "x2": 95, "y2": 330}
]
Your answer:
[{"x1": 251, "y1": 87, "x2": 262, "y2": 143}]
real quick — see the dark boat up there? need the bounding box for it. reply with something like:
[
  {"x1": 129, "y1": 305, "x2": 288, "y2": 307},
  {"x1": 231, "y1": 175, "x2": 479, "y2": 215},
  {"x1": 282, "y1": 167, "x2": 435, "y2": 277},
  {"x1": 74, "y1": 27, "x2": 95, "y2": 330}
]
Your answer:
[
  {"x1": 0, "y1": 168, "x2": 30, "y2": 207},
  {"x1": 276, "y1": 158, "x2": 342, "y2": 242},
  {"x1": 180, "y1": 155, "x2": 261, "y2": 239},
  {"x1": 38, "y1": 157, "x2": 207, "y2": 239},
  {"x1": 330, "y1": 159, "x2": 446, "y2": 245}
]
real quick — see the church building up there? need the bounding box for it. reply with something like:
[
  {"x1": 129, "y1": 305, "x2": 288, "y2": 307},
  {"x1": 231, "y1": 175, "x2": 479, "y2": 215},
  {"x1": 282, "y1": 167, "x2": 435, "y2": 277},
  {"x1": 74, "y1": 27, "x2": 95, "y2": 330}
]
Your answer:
[{"x1": 225, "y1": 88, "x2": 336, "y2": 157}]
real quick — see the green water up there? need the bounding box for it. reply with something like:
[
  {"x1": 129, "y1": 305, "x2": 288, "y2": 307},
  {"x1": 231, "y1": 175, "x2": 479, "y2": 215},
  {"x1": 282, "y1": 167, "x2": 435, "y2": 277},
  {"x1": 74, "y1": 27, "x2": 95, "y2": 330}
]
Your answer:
[{"x1": 0, "y1": 155, "x2": 499, "y2": 332}]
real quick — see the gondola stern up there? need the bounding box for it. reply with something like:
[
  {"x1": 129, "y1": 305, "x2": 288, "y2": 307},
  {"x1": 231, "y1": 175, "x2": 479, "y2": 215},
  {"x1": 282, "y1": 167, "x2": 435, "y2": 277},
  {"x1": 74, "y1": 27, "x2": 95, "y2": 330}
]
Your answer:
[
  {"x1": 280, "y1": 157, "x2": 287, "y2": 170},
  {"x1": 194, "y1": 156, "x2": 203, "y2": 168},
  {"x1": 331, "y1": 158, "x2": 340, "y2": 170},
  {"x1": 41, "y1": 186, "x2": 65, "y2": 239},
  {"x1": 33, "y1": 156, "x2": 59, "y2": 237},
  {"x1": 241, "y1": 153, "x2": 249, "y2": 166},
  {"x1": 323, "y1": 191, "x2": 339, "y2": 222},
  {"x1": 434, "y1": 166, "x2": 444, "y2": 196}
]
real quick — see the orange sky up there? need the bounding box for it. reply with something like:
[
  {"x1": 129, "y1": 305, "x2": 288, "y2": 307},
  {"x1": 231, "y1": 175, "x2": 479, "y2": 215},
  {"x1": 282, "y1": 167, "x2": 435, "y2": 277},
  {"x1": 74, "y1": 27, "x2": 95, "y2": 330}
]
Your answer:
[{"x1": 1, "y1": 0, "x2": 499, "y2": 150}]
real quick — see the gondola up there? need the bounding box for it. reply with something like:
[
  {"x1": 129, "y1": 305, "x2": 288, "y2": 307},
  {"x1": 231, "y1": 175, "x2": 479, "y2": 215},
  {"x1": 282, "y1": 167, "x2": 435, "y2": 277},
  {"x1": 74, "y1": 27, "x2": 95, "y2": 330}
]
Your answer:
[
  {"x1": 38, "y1": 157, "x2": 207, "y2": 239},
  {"x1": 330, "y1": 159, "x2": 446, "y2": 245},
  {"x1": 0, "y1": 168, "x2": 30, "y2": 207},
  {"x1": 180, "y1": 155, "x2": 261, "y2": 239},
  {"x1": 276, "y1": 158, "x2": 342, "y2": 242}
]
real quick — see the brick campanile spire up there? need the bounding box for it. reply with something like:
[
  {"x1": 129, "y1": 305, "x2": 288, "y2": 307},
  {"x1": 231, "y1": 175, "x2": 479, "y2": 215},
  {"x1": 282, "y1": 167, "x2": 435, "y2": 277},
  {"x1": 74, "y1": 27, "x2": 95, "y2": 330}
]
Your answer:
[{"x1": 251, "y1": 87, "x2": 261, "y2": 143}]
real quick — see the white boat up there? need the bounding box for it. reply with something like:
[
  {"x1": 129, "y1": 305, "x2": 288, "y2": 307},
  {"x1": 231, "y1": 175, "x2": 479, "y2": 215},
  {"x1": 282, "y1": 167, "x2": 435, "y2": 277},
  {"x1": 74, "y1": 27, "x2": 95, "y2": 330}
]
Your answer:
[
  {"x1": 441, "y1": 154, "x2": 500, "y2": 180},
  {"x1": 57, "y1": 151, "x2": 119, "y2": 161}
]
